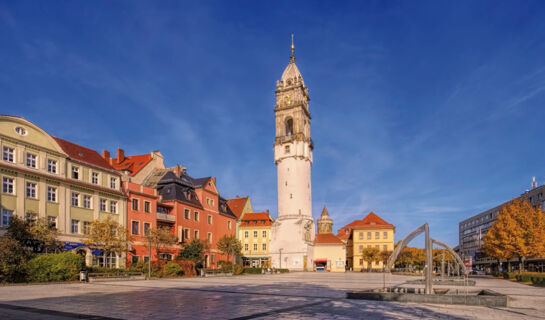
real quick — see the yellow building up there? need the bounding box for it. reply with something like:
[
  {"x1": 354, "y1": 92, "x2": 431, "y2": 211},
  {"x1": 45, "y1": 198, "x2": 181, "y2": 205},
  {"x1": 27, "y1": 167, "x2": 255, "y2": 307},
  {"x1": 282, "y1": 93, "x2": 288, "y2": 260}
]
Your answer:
[
  {"x1": 313, "y1": 206, "x2": 346, "y2": 272},
  {"x1": 0, "y1": 116, "x2": 127, "y2": 267},
  {"x1": 238, "y1": 212, "x2": 273, "y2": 267},
  {"x1": 341, "y1": 212, "x2": 395, "y2": 271}
]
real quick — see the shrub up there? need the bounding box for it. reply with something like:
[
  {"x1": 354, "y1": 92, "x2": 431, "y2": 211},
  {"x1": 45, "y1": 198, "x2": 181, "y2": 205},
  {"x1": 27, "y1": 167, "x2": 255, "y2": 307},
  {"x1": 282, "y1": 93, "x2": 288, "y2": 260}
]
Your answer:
[
  {"x1": 276, "y1": 268, "x2": 289, "y2": 273},
  {"x1": 27, "y1": 252, "x2": 84, "y2": 282},
  {"x1": 163, "y1": 262, "x2": 183, "y2": 277},
  {"x1": 242, "y1": 268, "x2": 264, "y2": 274},
  {"x1": 0, "y1": 236, "x2": 32, "y2": 283},
  {"x1": 175, "y1": 259, "x2": 196, "y2": 277},
  {"x1": 86, "y1": 267, "x2": 132, "y2": 275},
  {"x1": 503, "y1": 272, "x2": 516, "y2": 279}
]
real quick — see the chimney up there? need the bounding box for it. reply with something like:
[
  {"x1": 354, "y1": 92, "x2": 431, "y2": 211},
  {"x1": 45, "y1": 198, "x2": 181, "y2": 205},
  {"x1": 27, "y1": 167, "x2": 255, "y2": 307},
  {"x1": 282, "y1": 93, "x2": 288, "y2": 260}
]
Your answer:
[
  {"x1": 175, "y1": 165, "x2": 181, "y2": 177},
  {"x1": 102, "y1": 150, "x2": 110, "y2": 161},
  {"x1": 116, "y1": 148, "x2": 125, "y2": 164},
  {"x1": 532, "y1": 176, "x2": 537, "y2": 189},
  {"x1": 266, "y1": 209, "x2": 269, "y2": 214}
]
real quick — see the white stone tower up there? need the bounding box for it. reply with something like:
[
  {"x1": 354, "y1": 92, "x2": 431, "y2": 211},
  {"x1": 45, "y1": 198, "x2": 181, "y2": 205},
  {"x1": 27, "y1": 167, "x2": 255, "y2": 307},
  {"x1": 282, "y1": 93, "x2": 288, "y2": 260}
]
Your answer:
[{"x1": 270, "y1": 37, "x2": 315, "y2": 270}]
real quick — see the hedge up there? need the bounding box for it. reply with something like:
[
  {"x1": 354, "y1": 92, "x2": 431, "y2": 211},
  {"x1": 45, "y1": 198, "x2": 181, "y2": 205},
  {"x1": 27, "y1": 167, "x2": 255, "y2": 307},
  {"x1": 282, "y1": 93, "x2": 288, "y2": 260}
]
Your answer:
[
  {"x1": 27, "y1": 252, "x2": 84, "y2": 282},
  {"x1": 242, "y1": 268, "x2": 264, "y2": 274}
]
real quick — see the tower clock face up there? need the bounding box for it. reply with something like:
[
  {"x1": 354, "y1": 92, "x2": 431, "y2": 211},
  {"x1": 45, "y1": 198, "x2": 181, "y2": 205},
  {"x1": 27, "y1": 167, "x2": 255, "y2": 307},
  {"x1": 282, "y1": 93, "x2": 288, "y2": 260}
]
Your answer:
[{"x1": 285, "y1": 95, "x2": 291, "y2": 105}]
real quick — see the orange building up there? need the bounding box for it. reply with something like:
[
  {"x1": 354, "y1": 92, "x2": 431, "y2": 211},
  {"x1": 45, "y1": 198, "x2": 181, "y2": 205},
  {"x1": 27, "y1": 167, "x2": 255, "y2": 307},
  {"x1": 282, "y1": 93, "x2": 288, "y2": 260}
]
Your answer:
[{"x1": 154, "y1": 168, "x2": 237, "y2": 268}]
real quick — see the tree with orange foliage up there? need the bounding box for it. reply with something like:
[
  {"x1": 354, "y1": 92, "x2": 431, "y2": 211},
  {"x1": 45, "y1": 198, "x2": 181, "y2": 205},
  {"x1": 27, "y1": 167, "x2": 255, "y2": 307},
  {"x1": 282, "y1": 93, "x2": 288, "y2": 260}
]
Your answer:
[{"x1": 483, "y1": 198, "x2": 545, "y2": 273}]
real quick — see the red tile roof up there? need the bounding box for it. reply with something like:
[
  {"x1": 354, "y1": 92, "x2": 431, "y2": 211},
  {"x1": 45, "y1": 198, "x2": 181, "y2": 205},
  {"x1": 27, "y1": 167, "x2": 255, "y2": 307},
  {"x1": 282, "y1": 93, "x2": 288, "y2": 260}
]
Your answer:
[
  {"x1": 53, "y1": 137, "x2": 117, "y2": 173},
  {"x1": 227, "y1": 197, "x2": 248, "y2": 219},
  {"x1": 336, "y1": 212, "x2": 394, "y2": 238},
  {"x1": 240, "y1": 212, "x2": 273, "y2": 226},
  {"x1": 315, "y1": 233, "x2": 344, "y2": 245},
  {"x1": 109, "y1": 153, "x2": 152, "y2": 176}
]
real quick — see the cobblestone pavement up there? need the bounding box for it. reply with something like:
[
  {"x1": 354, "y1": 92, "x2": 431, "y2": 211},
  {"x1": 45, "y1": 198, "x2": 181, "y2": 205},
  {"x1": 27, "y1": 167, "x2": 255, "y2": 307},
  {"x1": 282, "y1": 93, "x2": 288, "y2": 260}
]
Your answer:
[{"x1": 0, "y1": 273, "x2": 544, "y2": 319}]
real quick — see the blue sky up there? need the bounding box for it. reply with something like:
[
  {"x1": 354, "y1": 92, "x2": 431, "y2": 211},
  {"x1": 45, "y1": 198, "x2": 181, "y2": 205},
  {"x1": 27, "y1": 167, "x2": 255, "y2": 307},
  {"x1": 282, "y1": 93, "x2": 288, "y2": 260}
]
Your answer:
[{"x1": 2, "y1": 1, "x2": 545, "y2": 246}]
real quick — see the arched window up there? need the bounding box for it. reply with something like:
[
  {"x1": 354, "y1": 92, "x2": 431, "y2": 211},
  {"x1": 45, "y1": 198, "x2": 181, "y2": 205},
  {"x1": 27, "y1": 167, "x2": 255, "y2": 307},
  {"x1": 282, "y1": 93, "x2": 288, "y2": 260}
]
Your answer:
[{"x1": 285, "y1": 118, "x2": 293, "y2": 136}]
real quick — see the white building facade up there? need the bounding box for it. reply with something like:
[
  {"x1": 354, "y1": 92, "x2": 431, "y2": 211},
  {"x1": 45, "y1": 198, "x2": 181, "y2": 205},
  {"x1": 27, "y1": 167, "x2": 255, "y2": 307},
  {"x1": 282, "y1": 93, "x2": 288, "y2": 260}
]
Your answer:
[{"x1": 269, "y1": 44, "x2": 315, "y2": 270}]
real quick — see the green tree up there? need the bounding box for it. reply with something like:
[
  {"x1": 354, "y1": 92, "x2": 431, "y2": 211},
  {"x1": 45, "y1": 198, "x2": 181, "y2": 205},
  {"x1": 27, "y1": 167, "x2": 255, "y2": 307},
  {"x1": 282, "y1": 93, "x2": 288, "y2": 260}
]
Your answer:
[
  {"x1": 179, "y1": 239, "x2": 209, "y2": 268},
  {"x1": 83, "y1": 218, "x2": 131, "y2": 260},
  {"x1": 145, "y1": 227, "x2": 178, "y2": 258},
  {"x1": 379, "y1": 250, "x2": 393, "y2": 269},
  {"x1": 483, "y1": 198, "x2": 545, "y2": 273},
  {"x1": 0, "y1": 236, "x2": 32, "y2": 283},
  {"x1": 361, "y1": 247, "x2": 380, "y2": 271},
  {"x1": 216, "y1": 235, "x2": 242, "y2": 263}
]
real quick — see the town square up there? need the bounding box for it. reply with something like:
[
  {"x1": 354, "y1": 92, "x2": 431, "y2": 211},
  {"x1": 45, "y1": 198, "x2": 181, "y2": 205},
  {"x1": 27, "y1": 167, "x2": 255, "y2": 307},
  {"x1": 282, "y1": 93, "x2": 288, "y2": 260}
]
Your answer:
[{"x1": 2, "y1": 1, "x2": 545, "y2": 319}]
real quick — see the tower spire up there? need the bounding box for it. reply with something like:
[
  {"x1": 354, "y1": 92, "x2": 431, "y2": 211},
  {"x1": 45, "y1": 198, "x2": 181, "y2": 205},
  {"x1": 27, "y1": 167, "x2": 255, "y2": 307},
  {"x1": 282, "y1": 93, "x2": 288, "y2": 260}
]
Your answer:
[{"x1": 290, "y1": 33, "x2": 295, "y2": 62}]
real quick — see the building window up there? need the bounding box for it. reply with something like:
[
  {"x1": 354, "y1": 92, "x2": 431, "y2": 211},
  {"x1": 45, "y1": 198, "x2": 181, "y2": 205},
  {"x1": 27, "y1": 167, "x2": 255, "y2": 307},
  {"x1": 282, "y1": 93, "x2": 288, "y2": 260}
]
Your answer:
[
  {"x1": 72, "y1": 166, "x2": 79, "y2": 179},
  {"x1": 262, "y1": 230, "x2": 267, "y2": 237},
  {"x1": 47, "y1": 186, "x2": 57, "y2": 202},
  {"x1": 375, "y1": 245, "x2": 379, "y2": 249},
  {"x1": 375, "y1": 232, "x2": 379, "y2": 239},
  {"x1": 359, "y1": 259, "x2": 363, "y2": 266},
  {"x1": 100, "y1": 199, "x2": 107, "y2": 211},
  {"x1": 110, "y1": 177, "x2": 117, "y2": 189},
  {"x1": 228, "y1": 221, "x2": 232, "y2": 230},
  {"x1": 383, "y1": 245, "x2": 388, "y2": 251},
  {"x1": 15, "y1": 126, "x2": 27, "y2": 135},
  {"x1": 367, "y1": 245, "x2": 371, "y2": 248},
  {"x1": 2, "y1": 147, "x2": 14, "y2": 163},
  {"x1": 48, "y1": 216, "x2": 57, "y2": 228},
  {"x1": 359, "y1": 245, "x2": 363, "y2": 253},
  {"x1": 194, "y1": 230, "x2": 199, "y2": 239},
  {"x1": 98, "y1": 252, "x2": 117, "y2": 268},
  {"x1": 110, "y1": 201, "x2": 117, "y2": 214},
  {"x1": 131, "y1": 256, "x2": 139, "y2": 264},
  {"x1": 207, "y1": 215, "x2": 212, "y2": 225},
  {"x1": 244, "y1": 244, "x2": 248, "y2": 251},
  {"x1": 71, "y1": 219, "x2": 79, "y2": 234},
  {"x1": 284, "y1": 145, "x2": 290, "y2": 154},
  {"x1": 132, "y1": 199, "x2": 138, "y2": 211},
  {"x1": 253, "y1": 243, "x2": 258, "y2": 251},
  {"x1": 92, "y1": 172, "x2": 99, "y2": 185},
  {"x1": 383, "y1": 232, "x2": 388, "y2": 239},
  {"x1": 207, "y1": 232, "x2": 212, "y2": 243},
  {"x1": 2, "y1": 177, "x2": 14, "y2": 194},
  {"x1": 184, "y1": 228, "x2": 190, "y2": 240},
  {"x1": 26, "y1": 182, "x2": 37, "y2": 198},
  {"x1": 210, "y1": 254, "x2": 215, "y2": 264},
  {"x1": 26, "y1": 153, "x2": 37, "y2": 168},
  {"x1": 1, "y1": 209, "x2": 13, "y2": 226},
  {"x1": 359, "y1": 232, "x2": 363, "y2": 240},
  {"x1": 144, "y1": 201, "x2": 151, "y2": 213},
  {"x1": 47, "y1": 159, "x2": 57, "y2": 174},
  {"x1": 367, "y1": 232, "x2": 371, "y2": 239},
  {"x1": 25, "y1": 212, "x2": 37, "y2": 223},
  {"x1": 143, "y1": 222, "x2": 150, "y2": 235},
  {"x1": 132, "y1": 221, "x2": 139, "y2": 235},
  {"x1": 143, "y1": 256, "x2": 150, "y2": 263},
  {"x1": 262, "y1": 243, "x2": 267, "y2": 250},
  {"x1": 184, "y1": 209, "x2": 190, "y2": 219},
  {"x1": 253, "y1": 231, "x2": 258, "y2": 237},
  {"x1": 83, "y1": 195, "x2": 92, "y2": 209},
  {"x1": 71, "y1": 192, "x2": 79, "y2": 207},
  {"x1": 83, "y1": 221, "x2": 90, "y2": 235},
  {"x1": 244, "y1": 231, "x2": 249, "y2": 238},
  {"x1": 194, "y1": 211, "x2": 199, "y2": 221}
]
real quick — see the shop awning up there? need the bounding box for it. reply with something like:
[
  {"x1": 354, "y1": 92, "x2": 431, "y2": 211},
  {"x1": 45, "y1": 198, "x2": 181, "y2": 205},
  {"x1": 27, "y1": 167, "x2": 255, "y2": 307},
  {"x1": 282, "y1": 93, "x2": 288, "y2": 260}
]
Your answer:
[{"x1": 314, "y1": 260, "x2": 328, "y2": 263}]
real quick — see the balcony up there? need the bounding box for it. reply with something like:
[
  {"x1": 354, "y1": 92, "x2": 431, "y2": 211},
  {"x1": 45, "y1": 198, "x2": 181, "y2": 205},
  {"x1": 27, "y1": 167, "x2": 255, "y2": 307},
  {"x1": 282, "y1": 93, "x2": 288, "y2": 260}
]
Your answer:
[{"x1": 157, "y1": 212, "x2": 175, "y2": 223}]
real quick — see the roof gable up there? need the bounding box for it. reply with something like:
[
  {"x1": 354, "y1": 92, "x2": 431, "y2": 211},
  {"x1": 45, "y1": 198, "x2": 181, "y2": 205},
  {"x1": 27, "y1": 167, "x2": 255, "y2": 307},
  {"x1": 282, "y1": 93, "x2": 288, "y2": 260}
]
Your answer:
[
  {"x1": 53, "y1": 137, "x2": 117, "y2": 172},
  {"x1": 110, "y1": 153, "x2": 152, "y2": 176},
  {"x1": 227, "y1": 197, "x2": 248, "y2": 219}
]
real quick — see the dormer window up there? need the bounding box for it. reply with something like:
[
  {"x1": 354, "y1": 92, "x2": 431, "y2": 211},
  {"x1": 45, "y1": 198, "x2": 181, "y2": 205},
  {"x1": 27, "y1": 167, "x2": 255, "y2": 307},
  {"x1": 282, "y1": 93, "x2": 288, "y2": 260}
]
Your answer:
[
  {"x1": 15, "y1": 127, "x2": 27, "y2": 136},
  {"x1": 72, "y1": 166, "x2": 79, "y2": 179}
]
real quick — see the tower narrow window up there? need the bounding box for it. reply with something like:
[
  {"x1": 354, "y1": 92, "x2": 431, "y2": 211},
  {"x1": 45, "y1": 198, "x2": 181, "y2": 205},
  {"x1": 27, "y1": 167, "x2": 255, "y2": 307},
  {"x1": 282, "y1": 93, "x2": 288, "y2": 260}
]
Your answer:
[{"x1": 285, "y1": 118, "x2": 293, "y2": 136}]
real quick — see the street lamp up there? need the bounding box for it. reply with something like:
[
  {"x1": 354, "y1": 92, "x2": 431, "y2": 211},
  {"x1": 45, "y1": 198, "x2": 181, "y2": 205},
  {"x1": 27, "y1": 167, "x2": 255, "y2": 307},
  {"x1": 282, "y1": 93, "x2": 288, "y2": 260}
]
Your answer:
[{"x1": 146, "y1": 234, "x2": 152, "y2": 280}]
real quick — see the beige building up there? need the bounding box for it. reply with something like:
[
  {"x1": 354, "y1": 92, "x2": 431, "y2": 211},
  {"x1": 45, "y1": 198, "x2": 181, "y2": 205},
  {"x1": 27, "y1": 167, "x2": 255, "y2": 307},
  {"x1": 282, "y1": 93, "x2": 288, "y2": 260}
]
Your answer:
[
  {"x1": 313, "y1": 206, "x2": 346, "y2": 272},
  {"x1": 349, "y1": 212, "x2": 395, "y2": 271},
  {"x1": 0, "y1": 116, "x2": 127, "y2": 267},
  {"x1": 239, "y1": 212, "x2": 273, "y2": 267}
]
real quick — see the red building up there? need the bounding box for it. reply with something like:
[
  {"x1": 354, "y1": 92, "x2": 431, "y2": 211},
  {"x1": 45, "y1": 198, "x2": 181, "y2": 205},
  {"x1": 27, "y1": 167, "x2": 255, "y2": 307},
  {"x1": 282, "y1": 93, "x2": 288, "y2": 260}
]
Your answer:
[
  {"x1": 155, "y1": 167, "x2": 237, "y2": 268},
  {"x1": 124, "y1": 181, "x2": 177, "y2": 265}
]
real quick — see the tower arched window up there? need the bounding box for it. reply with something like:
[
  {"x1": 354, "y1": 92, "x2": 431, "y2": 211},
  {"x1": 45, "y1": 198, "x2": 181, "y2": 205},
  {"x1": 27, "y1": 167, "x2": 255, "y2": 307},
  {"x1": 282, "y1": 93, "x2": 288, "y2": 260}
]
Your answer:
[{"x1": 285, "y1": 118, "x2": 293, "y2": 136}]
